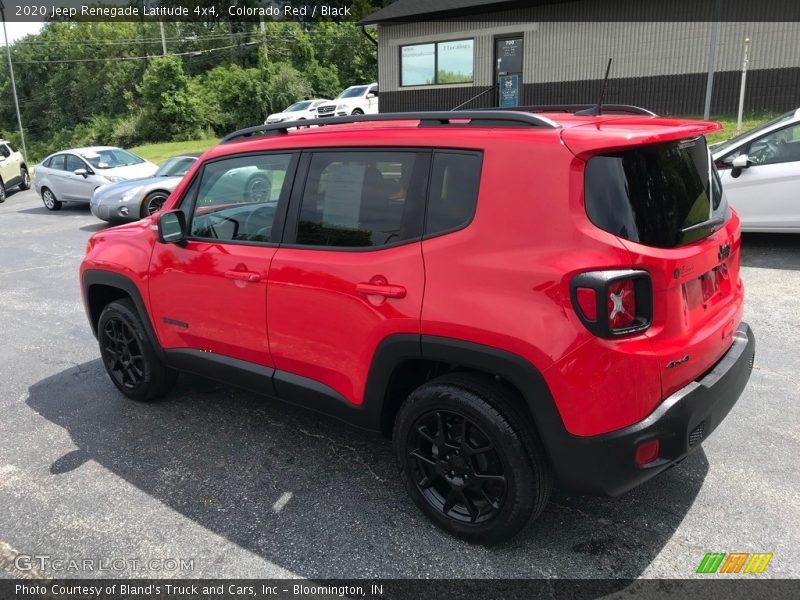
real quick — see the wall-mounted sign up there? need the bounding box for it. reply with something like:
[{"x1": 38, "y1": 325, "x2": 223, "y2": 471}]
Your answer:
[{"x1": 499, "y1": 74, "x2": 520, "y2": 108}]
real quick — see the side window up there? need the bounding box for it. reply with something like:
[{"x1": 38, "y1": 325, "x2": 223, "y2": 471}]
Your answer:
[
  {"x1": 425, "y1": 152, "x2": 482, "y2": 236},
  {"x1": 748, "y1": 123, "x2": 800, "y2": 166},
  {"x1": 49, "y1": 155, "x2": 66, "y2": 171},
  {"x1": 64, "y1": 155, "x2": 85, "y2": 172},
  {"x1": 188, "y1": 153, "x2": 294, "y2": 244},
  {"x1": 296, "y1": 151, "x2": 424, "y2": 248},
  {"x1": 0, "y1": 145, "x2": 9, "y2": 158},
  {"x1": 7, "y1": 142, "x2": 17, "y2": 153}
]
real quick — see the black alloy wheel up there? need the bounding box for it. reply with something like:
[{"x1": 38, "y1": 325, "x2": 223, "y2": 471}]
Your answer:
[{"x1": 101, "y1": 317, "x2": 146, "y2": 391}]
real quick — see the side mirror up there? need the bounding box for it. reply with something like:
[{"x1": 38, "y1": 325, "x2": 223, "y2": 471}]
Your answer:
[
  {"x1": 74, "y1": 168, "x2": 89, "y2": 178},
  {"x1": 730, "y1": 154, "x2": 751, "y2": 178},
  {"x1": 366, "y1": 93, "x2": 376, "y2": 99},
  {"x1": 157, "y1": 210, "x2": 187, "y2": 244}
]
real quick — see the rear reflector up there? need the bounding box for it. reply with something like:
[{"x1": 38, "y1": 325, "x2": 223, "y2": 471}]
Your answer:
[
  {"x1": 607, "y1": 278, "x2": 636, "y2": 330},
  {"x1": 635, "y1": 439, "x2": 660, "y2": 466},
  {"x1": 576, "y1": 287, "x2": 597, "y2": 321}
]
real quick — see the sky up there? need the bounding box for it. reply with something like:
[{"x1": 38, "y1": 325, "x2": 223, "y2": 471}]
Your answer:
[{"x1": 1, "y1": 21, "x2": 44, "y2": 45}]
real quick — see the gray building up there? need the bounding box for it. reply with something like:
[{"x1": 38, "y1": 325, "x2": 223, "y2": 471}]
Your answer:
[{"x1": 360, "y1": 0, "x2": 800, "y2": 115}]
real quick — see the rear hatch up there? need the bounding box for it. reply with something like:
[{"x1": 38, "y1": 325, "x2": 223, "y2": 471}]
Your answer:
[{"x1": 568, "y1": 122, "x2": 744, "y2": 398}]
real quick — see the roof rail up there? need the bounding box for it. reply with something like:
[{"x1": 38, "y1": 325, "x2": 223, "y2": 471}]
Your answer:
[
  {"x1": 222, "y1": 110, "x2": 558, "y2": 143},
  {"x1": 485, "y1": 104, "x2": 657, "y2": 116}
]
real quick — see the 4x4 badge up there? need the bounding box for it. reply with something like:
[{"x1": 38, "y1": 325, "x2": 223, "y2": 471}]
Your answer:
[{"x1": 719, "y1": 243, "x2": 731, "y2": 260}]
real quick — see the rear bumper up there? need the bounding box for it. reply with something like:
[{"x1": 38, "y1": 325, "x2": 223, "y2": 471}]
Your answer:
[{"x1": 555, "y1": 322, "x2": 755, "y2": 496}]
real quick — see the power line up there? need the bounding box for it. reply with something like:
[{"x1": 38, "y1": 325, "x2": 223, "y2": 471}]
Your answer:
[
  {"x1": 6, "y1": 32, "x2": 256, "y2": 46},
  {"x1": 13, "y1": 41, "x2": 260, "y2": 64}
]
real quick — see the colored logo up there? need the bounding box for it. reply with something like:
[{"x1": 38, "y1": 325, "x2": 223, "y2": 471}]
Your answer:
[{"x1": 696, "y1": 552, "x2": 773, "y2": 574}]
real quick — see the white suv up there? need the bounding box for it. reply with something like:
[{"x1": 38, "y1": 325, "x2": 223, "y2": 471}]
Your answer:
[
  {"x1": 0, "y1": 140, "x2": 30, "y2": 202},
  {"x1": 315, "y1": 84, "x2": 379, "y2": 118}
]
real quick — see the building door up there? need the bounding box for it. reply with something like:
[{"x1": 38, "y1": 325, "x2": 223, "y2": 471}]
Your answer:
[{"x1": 495, "y1": 37, "x2": 523, "y2": 107}]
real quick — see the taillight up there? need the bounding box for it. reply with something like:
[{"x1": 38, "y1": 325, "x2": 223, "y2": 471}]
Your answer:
[{"x1": 570, "y1": 270, "x2": 652, "y2": 337}]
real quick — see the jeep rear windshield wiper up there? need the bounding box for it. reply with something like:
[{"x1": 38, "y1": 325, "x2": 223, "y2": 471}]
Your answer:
[{"x1": 681, "y1": 216, "x2": 725, "y2": 234}]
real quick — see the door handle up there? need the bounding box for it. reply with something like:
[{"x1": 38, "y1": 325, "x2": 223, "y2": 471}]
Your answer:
[
  {"x1": 356, "y1": 281, "x2": 406, "y2": 299},
  {"x1": 224, "y1": 270, "x2": 261, "y2": 282}
]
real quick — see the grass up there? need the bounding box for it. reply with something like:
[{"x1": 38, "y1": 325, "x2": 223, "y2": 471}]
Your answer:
[
  {"x1": 686, "y1": 113, "x2": 781, "y2": 144},
  {"x1": 130, "y1": 137, "x2": 219, "y2": 164}
]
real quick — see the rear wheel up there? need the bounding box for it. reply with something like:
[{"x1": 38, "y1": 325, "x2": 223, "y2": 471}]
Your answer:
[
  {"x1": 41, "y1": 187, "x2": 62, "y2": 211},
  {"x1": 97, "y1": 299, "x2": 177, "y2": 402},
  {"x1": 19, "y1": 167, "x2": 30, "y2": 190},
  {"x1": 0, "y1": 180, "x2": 5, "y2": 203},
  {"x1": 393, "y1": 372, "x2": 552, "y2": 544},
  {"x1": 140, "y1": 190, "x2": 169, "y2": 218}
]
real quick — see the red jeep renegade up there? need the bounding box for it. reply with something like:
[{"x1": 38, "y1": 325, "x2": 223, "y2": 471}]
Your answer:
[{"x1": 80, "y1": 107, "x2": 755, "y2": 544}]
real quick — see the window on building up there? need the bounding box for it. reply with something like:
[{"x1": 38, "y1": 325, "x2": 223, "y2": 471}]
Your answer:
[{"x1": 400, "y1": 39, "x2": 473, "y2": 86}]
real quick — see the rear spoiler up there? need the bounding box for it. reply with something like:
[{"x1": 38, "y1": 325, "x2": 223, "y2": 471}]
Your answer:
[{"x1": 561, "y1": 118, "x2": 722, "y2": 159}]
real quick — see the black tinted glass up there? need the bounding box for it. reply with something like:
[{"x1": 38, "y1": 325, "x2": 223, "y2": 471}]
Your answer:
[
  {"x1": 585, "y1": 138, "x2": 720, "y2": 248},
  {"x1": 296, "y1": 151, "x2": 423, "y2": 248},
  {"x1": 425, "y1": 152, "x2": 481, "y2": 235}
]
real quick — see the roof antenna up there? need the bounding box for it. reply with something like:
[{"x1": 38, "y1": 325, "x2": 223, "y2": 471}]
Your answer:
[{"x1": 576, "y1": 58, "x2": 613, "y2": 116}]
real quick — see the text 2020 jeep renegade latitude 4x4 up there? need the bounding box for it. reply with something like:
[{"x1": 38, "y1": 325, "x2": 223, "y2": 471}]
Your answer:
[{"x1": 80, "y1": 108, "x2": 755, "y2": 544}]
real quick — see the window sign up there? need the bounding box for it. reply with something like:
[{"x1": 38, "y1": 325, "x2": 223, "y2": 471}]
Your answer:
[
  {"x1": 499, "y1": 74, "x2": 520, "y2": 108},
  {"x1": 436, "y1": 40, "x2": 474, "y2": 84},
  {"x1": 401, "y1": 44, "x2": 435, "y2": 86}
]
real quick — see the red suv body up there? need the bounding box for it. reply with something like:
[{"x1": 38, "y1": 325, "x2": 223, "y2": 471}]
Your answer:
[{"x1": 81, "y1": 108, "x2": 755, "y2": 543}]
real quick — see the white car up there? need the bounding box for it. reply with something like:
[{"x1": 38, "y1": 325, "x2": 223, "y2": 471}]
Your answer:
[
  {"x1": 0, "y1": 139, "x2": 30, "y2": 202},
  {"x1": 33, "y1": 146, "x2": 158, "y2": 211},
  {"x1": 315, "y1": 83, "x2": 379, "y2": 118},
  {"x1": 264, "y1": 99, "x2": 330, "y2": 124},
  {"x1": 713, "y1": 107, "x2": 800, "y2": 232}
]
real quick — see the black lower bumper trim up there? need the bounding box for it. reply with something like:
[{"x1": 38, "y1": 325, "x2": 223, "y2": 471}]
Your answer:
[{"x1": 555, "y1": 322, "x2": 755, "y2": 496}]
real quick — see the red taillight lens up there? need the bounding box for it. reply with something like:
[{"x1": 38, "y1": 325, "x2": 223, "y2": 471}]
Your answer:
[
  {"x1": 607, "y1": 279, "x2": 636, "y2": 330},
  {"x1": 635, "y1": 439, "x2": 660, "y2": 465},
  {"x1": 575, "y1": 287, "x2": 597, "y2": 321}
]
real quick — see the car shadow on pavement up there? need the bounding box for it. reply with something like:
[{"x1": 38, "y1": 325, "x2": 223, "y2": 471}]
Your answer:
[
  {"x1": 27, "y1": 360, "x2": 708, "y2": 580},
  {"x1": 741, "y1": 233, "x2": 800, "y2": 271},
  {"x1": 17, "y1": 203, "x2": 91, "y2": 216}
]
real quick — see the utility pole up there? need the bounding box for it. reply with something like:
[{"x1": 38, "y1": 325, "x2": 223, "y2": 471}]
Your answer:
[
  {"x1": 702, "y1": 0, "x2": 721, "y2": 121},
  {"x1": 736, "y1": 37, "x2": 750, "y2": 134},
  {"x1": 0, "y1": 1, "x2": 28, "y2": 162},
  {"x1": 159, "y1": 21, "x2": 167, "y2": 55}
]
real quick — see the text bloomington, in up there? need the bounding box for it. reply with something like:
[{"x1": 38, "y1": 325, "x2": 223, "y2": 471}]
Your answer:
[
  {"x1": 16, "y1": 583, "x2": 382, "y2": 597},
  {"x1": 43, "y1": 3, "x2": 351, "y2": 19}
]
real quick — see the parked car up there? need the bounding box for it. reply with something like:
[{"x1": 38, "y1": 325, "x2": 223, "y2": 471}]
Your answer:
[
  {"x1": 315, "y1": 84, "x2": 378, "y2": 118},
  {"x1": 712, "y1": 107, "x2": 800, "y2": 232},
  {"x1": 80, "y1": 108, "x2": 754, "y2": 544},
  {"x1": 34, "y1": 146, "x2": 158, "y2": 211},
  {"x1": 0, "y1": 139, "x2": 30, "y2": 202},
  {"x1": 264, "y1": 99, "x2": 330, "y2": 124},
  {"x1": 91, "y1": 154, "x2": 199, "y2": 223}
]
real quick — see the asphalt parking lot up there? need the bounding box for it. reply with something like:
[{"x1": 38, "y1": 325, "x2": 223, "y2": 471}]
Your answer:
[{"x1": 1, "y1": 186, "x2": 798, "y2": 580}]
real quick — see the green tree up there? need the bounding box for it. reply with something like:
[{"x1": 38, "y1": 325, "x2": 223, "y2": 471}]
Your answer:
[{"x1": 138, "y1": 56, "x2": 203, "y2": 141}]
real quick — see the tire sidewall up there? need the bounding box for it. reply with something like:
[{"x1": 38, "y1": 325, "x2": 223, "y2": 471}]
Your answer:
[
  {"x1": 394, "y1": 382, "x2": 538, "y2": 544},
  {"x1": 97, "y1": 300, "x2": 160, "y2": 402},
  {"x1": 0, "y1": 180, "x2": 5, "y2": 202}
]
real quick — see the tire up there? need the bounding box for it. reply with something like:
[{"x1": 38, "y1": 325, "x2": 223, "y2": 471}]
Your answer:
[
  {"x1": 41, "y1": 187, "x2": 62, "y2": 211},
  {"x1": 18, "y1": 167, "x2": 30, "y2": 191},
  {"x1": 245, "y1": 173, "x2": 271, "y2": 203},
  {"x1": 0, "y1": 180, "x2": 5, "y2": 203},
  {"x1": 351, "y1": 108, "x2": 364, "y2": 115},
  {"x1": 140, "y1": 190, "x2": 169, "y2": 218},
  {"x1": 393, "y1": 372, "x2": 552, "y2": 544},
  {"x1": 97, "y1": 299, "x2": 177, "y2": 402}
]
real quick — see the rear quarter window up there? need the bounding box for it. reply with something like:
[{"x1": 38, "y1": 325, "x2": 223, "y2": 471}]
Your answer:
[{"x1": 425, "y1": 151, "x2": 482, "y2": 236}]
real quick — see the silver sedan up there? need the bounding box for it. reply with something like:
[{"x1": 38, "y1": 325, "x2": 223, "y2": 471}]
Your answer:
[
  {"x1": 33, "y1": 146, "x2": 158, "y2": 211},
  {"x1": 90, "y1": 154, "x2": 198, "y2": 223}
]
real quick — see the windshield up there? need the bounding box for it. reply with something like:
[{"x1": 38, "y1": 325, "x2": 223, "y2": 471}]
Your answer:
[
  {"x1": 80, "y1": 148, "x2": 144, "y2": 169},
  {"x1": 585, "y1": 137, "x2": 726, "y2": 248},
  {"x1": 713, "y1": 111, "x2": 795, "y2": 154},
  {"x1": 155, "y1": 157, "x2": 196, "y2": 177},
  {"x1": 285, "y1": 101, "x2": 312, "y2": 112},
  {"x1": 337, "y1": 86, "x2": 368, "y2": 99}
]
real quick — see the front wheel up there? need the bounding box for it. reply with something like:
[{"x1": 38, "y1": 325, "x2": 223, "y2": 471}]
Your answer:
[
  {"x1": 0, "y1": 180, "x2": 5, "y2": 203},
  {"x1": 97, "y1": 299, "x2": 177, "y2": 402},
  {"x1": 393, "y1": 373, "x2": 552, "y2": 544},
  {"x1": 41, "y1": 187, "x2": 62, "y2": 211},
  {"x1": 140, "y1": 190, "x2": 169, "y2": 218},
  {"x1": 19, "y1": 167, "x2": 30, "y2": 190},
  {"x1": 351, "y1": 108, "x2": 364, "y2": 115}
]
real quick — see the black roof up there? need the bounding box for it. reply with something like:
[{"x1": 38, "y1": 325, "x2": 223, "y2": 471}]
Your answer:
[{"x1": 359, "y1": 0, "x2": 537, "y2": 25}]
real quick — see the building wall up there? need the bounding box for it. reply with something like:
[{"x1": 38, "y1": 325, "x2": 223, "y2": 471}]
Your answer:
[{"x1": 376, "y1": 2, "x2": 800, "y2": 115}]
